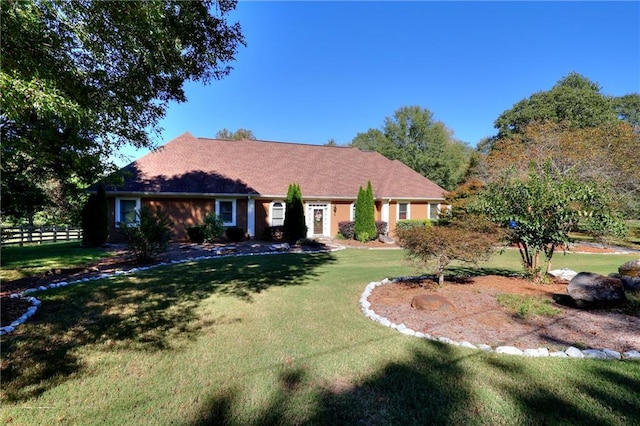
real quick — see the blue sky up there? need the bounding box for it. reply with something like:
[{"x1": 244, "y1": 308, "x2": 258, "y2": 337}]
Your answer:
[{"x1": 118, "y1": 1, "x2": 639, "y2": 166}]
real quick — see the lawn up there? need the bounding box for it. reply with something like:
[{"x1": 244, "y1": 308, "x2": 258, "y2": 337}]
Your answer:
[{"x1": 1, "y1": 247, "x2": 639, "y2": 425}]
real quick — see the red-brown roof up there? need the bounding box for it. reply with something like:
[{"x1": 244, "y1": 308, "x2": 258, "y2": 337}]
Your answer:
[{"x1": 106, "y1": 132, "x2": 446, "y2": 200}]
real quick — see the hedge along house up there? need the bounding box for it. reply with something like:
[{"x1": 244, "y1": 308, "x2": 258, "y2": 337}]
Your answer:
[{"x1": 94, "y1": 132, "x2": 447, "y2": 242}]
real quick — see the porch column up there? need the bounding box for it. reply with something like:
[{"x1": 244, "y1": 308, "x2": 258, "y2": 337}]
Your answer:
[
  {"x1": 247, "y1": 197, "x2": 255, "y2": 238},
  {"x1": 381, "y1": 200, "x2": 390, "y2": 231}
]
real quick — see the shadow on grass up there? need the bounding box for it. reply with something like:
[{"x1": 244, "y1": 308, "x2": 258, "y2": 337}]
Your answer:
[
  {"x1": 446, "y1": 265, "x2": 524, "y2": 279},
  {"x1": 0, "y1": 252, "x2": 336, "y2": 402},
  {"x1": 192, "y1": 343, "x2": 640, "y2": 425}
]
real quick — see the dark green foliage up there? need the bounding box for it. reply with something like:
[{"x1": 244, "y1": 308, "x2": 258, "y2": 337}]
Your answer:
[
  {"x1": 283, "y1": 183, "x2": 306, "y2": 242},
  {"x1": 224, "y1": 226, "x2": 245, "y2": 242},
  {"x1": 81, "y1": 185, "x2": 108, "y2": 247},
  {"x1": 354, "y1": 181, "x2": 376, "y2": 242},
  {"x1": 119, "y1": 206, "x2": 172, "y2": 263},
  {"x1": 395, "y1": 219, "x2": 431, "y2": 232},
  {"x1": 202, "y1": 213, "x2": 224, "y2": 243},
  {"x1": 186, "y1": 225, "x2": 205, "y2": 243}
]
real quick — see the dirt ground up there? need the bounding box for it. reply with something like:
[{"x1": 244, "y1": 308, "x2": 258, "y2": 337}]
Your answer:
[
  {"x1": 3, "y1": 239, "x2": 639, "y2": 353},
  {"x1": 368, "y1": 275, "x2": 640, "y2": 353}
]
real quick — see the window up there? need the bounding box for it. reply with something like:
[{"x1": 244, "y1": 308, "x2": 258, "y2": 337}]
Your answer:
[
  {"x1": 115, "y1": 198, "x2": 141, "y2": 227},
  {"x1": 350, "y1": 202, "x2": 356, "y2": 221},
  {"x1": 215, "y1": 199, "x2": 236, "y2": 226},
  {"x1": 429, "y1": 203, "x2": 440, "y2": 221},
  {"x1": 398, "y1": 202, "x2": 410, "y2": 220},
  {"x1": 270, "y1": 201, "x2": 285, "y2": 226}
]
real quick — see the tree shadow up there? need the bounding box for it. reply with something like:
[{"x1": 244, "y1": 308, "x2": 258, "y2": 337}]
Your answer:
[
  {"x1": 191, "y1": 343, "x2": 640, "y2": 425},
  {"x1": 1, "y1": 252, "x2": 336, "y2": 402},
  {"x1": 446, "y1": 265, "x2": 524, "y2": 279}
]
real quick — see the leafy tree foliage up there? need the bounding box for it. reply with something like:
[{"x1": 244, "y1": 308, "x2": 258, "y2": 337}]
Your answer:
[
  {"x1": 351, "y1": 106, "x2": 472, "y2": 190},
  {"x1": 1, "y1": 0, "x2": 245, "y2": 223},
  {"x1": 484, "y1": 120, "x2": 640, "y2": 216},
  {"x1": 81, "y1": 185, "x2": 109, "y2": 247},
  {"x1": 215, "y1": 128, "x2": 256, "y2": 140},
  {"x1": 354, "y1": 181, "x2": 376, "y2": 242},
  {"x1": 493, "y1": 72, "x2": 619, "y2": 139},
  {"x1": 397, "y1": 217, "x2": 498, "y2": 286},
  {"x1": 612, "y1": 93, "x2": 640, "y2": 131},
  {"x1": 283, "y1": 183, "x2": 306, "y2": 242},
  {"x1": 476, "y1": 164, "x2": 626, "y2": 278},
  {"x1": 119, "y1": 206, "x2": 173, "y2": 263}
]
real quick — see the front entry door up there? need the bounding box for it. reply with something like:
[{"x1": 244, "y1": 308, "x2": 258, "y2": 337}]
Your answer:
[{"x1": 313, "y1": 208, "x2": 324, "y2": 235}]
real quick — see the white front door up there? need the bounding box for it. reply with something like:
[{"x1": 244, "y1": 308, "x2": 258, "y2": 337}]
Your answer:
[{"x1": 306, "y1": 203, "x2": 330, "y2": 237}]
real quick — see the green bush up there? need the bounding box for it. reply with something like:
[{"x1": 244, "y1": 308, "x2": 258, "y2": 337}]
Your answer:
[
  {"x1": 224, "y1": 226, "x2": 245, "y2": 242},
  {"x1": 354, "y1": 181, "x2": 376, "y2": 241},
  {"x1": 119, "y1": 206, "x2": 172, "y2": 263},
  {"x1": 203, "y1": 213, "x2": 224, "y2": 242},
  {"x1": 186, "y1": 225, "x2": 205, "y2": 243},
  {"x1": 396, "y1": 219, "x2": 431, "y2": 231}
]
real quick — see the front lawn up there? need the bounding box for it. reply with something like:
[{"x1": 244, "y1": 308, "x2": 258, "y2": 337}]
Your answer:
[{"x1": 1, "y1": 249, "x2": 639, "y2": 425}]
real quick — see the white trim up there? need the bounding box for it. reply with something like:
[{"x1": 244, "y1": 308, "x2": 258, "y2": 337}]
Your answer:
[
  {"x1": 397, "y1": 202, "x2": 411, "y2": 221},
  {"x1": 381, "y1": 201, "x2": 390, "y2": 225},
  {"x1": 115, "y1": 197, "x2": 141, "y2": 227},
  {"x1": 247, "y1": 198, "x2": 255, "y2": 237},
  {"x1": 215, "y1": 199, "x2": 236, "y2": 226},
  {"x1": 350, "y1": 202, "x2": 356, "y2": 221},
  {"x1": 305, "y1": 202, "x2": 330, "y2": 238},
  {"x1": 269, "y1": 200, "x2": 286, "y2": 227}
]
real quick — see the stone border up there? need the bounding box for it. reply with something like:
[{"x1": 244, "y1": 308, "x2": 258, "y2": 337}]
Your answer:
[
  {"x1": 1, "y1": 244, "x2": 344, "y2": 336},
  {"x1": 360, "y1": 277, "x2": 640, "y2": 361}
]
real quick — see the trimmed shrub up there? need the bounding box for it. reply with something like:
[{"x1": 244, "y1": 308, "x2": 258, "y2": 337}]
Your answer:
[
  {"x1": 284, "y1": 183, "x2": 307, "y2": 242},
  {"x1": 354, "y1": 181, "x2": 376, "y2": 241},
  {"x1": 375, "y1": 221, "x2": 388, "y2": 236},
  {"x1": 203, "y1": 212, "x2": 224, "y2": 242},
  {"x1": 119, "y1": 206, "x2": 172, "y2": 263},
  {"x1": 186, "y1": 225, "x2": 205, "y2": 243},
  {"x1": 224, "y1": 226, "x2": 245, "y2": 242},
  {"x1": 396, "y1": 219, "x2": 431, "y2": 231},
  {"x1": 338, "y1": 221, "x2": 355, "y2": 239}
]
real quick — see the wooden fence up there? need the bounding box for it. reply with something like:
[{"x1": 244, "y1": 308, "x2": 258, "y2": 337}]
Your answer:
[{"x1": 1, "y1": 226, "x2": 83, "y2": 246}]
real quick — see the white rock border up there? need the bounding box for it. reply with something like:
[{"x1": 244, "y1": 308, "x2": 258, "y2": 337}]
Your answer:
[
  {"x1": 1, "y1": 245, "x2": 344, "y2": 336},
  {"x1": 360, "y1": 277, "x2": 640, "y2": 361}
]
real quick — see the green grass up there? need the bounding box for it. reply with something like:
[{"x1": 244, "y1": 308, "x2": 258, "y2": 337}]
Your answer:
[
  {"x1": 2, "y1": 249, "x2": 640, "y2": 425},
  {"x1": 496, "y1": 293, "x2": 563, "y2": 318},
  {"x1": 0, "y1": 241, "x2": 115, "y2": 281}
]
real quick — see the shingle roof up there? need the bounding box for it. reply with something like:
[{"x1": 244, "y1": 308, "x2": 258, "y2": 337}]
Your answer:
[{"x1": 105, "y1": 132, "x2": 446, "y2": 200}]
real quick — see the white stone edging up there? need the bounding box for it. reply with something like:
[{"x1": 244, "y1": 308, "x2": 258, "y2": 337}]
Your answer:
[
  {"x1": 360, "y1": 277, "x2": 640, "y2": 361},
  {"x1": 1, "y1": 245, "x2": 344, "y2": 336}
]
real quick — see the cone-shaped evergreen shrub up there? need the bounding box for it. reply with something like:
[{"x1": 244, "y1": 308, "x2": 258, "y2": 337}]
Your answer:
[
  {"x1": 283, "y1": 183, "x2": 306, "y2": 242},
  {"x1": 354, "y1": 181, "x2": 377, "y2": 242}
]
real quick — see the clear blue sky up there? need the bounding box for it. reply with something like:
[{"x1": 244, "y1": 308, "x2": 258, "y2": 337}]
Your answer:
[{"x1": 117, "y1": 1, "x2": 639, "y2": 166}]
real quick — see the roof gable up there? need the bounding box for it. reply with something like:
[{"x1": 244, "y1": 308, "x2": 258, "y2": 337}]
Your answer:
[{"x1": 106, "y1": 132, "x2": 447, "y2": 199}]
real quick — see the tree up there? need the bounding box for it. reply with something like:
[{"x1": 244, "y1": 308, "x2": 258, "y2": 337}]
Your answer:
[
  {"x1": 612, "y1": 93, "x2": 640, "y2": 132},
  {"x1": 350, "y1": 106, "x2": 472, "y2": 190},
  {"x1": 215, "y1": 128, "x2": 256, "y2": 140},
  {"x1": 283, "y1": 183, "x2": 306, "y2": 242},
  {"x1": 483, "y1": 120, "x2": 640, "y2": 216},
  {"x1": 354, "y1": 181, "x2": 376, "y2": 242},
  {"x1": 1, "y1": 1, "x2": 245, "y2": 223},
  {"x1": 476, "y1": 163, "x2": 626, "y2": 279},
  {"x1": 396, "y1": 217, "x2": 498, "y2": 286}
]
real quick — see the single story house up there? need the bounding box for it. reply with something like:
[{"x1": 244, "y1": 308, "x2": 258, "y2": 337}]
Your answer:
[{"x1": 95, "y1": 132, "x2": 447, "y2": 241}]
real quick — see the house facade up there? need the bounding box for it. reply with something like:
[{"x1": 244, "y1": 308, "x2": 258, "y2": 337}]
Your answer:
[{"x1": 97, "y1": 132, "x2": 447, "y2": 241}]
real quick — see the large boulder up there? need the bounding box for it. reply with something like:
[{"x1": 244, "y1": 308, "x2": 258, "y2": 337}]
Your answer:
[
  {"x1": 615, "y1": 260, "x2": 640, "y2": 291},
  {"x1": 567, "y1": 272, "x2": 627, "y2": 309}
]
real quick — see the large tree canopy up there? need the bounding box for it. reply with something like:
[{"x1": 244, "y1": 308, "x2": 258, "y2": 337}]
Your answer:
[
  {"x1": 351, "y1": 106, "x2": 472, "y2": 190},
  {"x1": 1, "y1": 0, "x2": 245, "y2": 223}
]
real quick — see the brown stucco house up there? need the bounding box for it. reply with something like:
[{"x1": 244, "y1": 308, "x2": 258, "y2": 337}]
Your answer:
[{"x1": 96, "y1": 132, "x2": 447, "y2": 241}]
